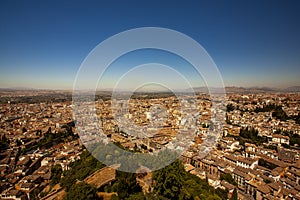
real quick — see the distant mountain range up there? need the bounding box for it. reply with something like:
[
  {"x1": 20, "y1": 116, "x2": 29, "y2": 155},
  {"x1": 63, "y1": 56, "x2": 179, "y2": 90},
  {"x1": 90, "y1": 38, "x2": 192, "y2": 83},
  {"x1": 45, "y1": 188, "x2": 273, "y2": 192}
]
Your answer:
[
  {"x1": 192, "y1": 86, "x2": 300, "y2": 93},
  {"x1": 1, "y1": 86, "x2": 300, "y2": 94},
  {"x1": 0, "y1": 87, "x2": 39, "y2": 91},
  {"x1": 284, "y1": 86, "x2": 300, "y2": 92},
  {"x1": 226, "y1": 86, "x2": 300, "y2": 93}
]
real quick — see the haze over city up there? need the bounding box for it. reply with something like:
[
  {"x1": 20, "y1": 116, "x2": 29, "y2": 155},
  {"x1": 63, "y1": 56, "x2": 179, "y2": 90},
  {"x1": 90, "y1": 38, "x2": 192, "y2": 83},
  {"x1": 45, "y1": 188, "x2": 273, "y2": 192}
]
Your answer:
[{"x1": 1, "y1": 0, "x2": 300, "y2": 90}]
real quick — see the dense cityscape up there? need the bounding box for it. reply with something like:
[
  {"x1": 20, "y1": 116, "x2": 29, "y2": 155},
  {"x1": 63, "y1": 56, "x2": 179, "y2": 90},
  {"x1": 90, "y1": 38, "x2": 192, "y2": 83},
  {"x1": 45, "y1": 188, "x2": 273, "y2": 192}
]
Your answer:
[
  {"x1": 1, "y1": 1, "x2": 300, "y2": 200},
  {"x1": 0, "y1": 89, "x2": 299, "y2": 200}
]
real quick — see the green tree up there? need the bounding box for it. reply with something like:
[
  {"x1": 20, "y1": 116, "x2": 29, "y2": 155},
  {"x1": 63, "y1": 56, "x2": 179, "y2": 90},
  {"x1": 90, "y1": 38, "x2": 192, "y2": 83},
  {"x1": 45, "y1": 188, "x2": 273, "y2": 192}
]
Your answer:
[
  {"x1": 60, "y1": 150, "x2": 104, "y2": 191},
  {"x1": 230, "y1": 188, "x2": 238, "y2": 200},
  {"x1": 264, "y1": 179, "x2": 271, "y2": 184},
  {"x1": 220, "y1": 173, "x2": 237, "y2": 186},
  {"x1": 153, "y1": 160, "x2": 184, "y2": 200},
  {"x1": 50, "y1": 164, "x2": 62, "y2": 186},
  {"x1": 239, "y1": 127, "x2": 266, "y2": 145},
  {"x1": 0, "y1": 134, "x2": 9, "y2": 151},
  {"x1": 153, "y1": 160, "x2": 222, "y2": 200},
  {"x1": 114, "y1": 171, "x2": 142, "y2": 199},
  {"x1": 15, "y1": 139, "x2": 22, "y2": 146},
  {"x1": 258, "y1": 158, "x2": 277, "y2": 170},
  {"x1": 29, "y1": 188, "x2": 41, "y2": 200},
  {"x1": 296, "y1": 113, "x2": 300, "y2": 124},
  {"x1": 22, "y1": 127, "x2": 27, "y2": 133},
  {"x1": 272, "y1": 108, "x2": 289, "y2": 121},
  {"x1": 216, "y1": 188, "x2": 229, "y2": 200},
  {"x1": 126, "y1": 192, "x2": 146, "y2": 200},
  {"x1": 63, "y1": 182, "x2": 97, "y2": 200},
  {"x1": 227, "y1": 104, "x2": 235, "y2": 112},
  {"x1": 110, "y1": 194, "x2": 119, "y2": 200}
]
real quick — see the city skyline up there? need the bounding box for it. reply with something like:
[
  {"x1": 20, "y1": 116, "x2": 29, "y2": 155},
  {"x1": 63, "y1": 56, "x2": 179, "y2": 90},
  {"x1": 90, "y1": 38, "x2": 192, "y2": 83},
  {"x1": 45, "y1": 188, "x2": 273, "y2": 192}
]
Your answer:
[{"x1": 1, "y1": 1, "x2": 300, "y2": 89}]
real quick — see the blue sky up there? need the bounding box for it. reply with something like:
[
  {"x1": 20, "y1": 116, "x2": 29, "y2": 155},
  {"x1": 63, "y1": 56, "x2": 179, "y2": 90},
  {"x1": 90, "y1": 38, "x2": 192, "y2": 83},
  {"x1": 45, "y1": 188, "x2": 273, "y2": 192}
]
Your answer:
[{"x1": 0, "y1": 0, "x2": 300, "y2": 89}]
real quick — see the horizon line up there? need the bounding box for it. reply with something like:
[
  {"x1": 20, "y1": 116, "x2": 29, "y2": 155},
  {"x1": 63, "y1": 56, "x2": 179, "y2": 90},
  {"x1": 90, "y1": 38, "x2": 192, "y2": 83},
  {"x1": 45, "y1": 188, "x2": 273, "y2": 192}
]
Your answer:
[{"x1": 1, "y1": 85, "x2": 300, "y2": 92}]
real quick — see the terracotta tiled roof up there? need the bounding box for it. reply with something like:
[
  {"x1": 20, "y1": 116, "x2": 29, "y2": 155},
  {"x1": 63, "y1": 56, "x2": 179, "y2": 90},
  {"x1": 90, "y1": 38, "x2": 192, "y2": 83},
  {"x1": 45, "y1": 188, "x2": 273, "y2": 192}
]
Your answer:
[
  {"x1": 272, "y1": 134, "x2": 290, "y2": 140},
  {"x1": 257, "y1": 184, "x2": 271, "y2": 194},
  {"x1": 221, "y1": 180, "x2": 235, "y2": 190}
]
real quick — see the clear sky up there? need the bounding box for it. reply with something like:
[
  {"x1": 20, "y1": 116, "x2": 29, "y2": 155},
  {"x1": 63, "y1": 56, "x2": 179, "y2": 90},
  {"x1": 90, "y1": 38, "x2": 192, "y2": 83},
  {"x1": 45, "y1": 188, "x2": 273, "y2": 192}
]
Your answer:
[{"x1": 0, "y1": 0, "x2": 300, "y2": 89}]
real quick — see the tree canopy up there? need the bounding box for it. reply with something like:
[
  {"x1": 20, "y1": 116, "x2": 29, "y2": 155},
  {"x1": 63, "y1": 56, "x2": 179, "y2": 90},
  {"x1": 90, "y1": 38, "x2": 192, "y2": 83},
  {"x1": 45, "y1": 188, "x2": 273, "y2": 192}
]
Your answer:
[
  {"x1": 220, "y1": 173, "x2": 237, "y2": 186},
  {"x1": 50, "y1": 164, "x2": 62, "y2": 186},
  {"x1": 153, "y1": 160, "x2": 222, "y2": 200},
  {"x1": 63, "y1": 182, "x2": 97, "y2": 200},
  {"x1": 60, "y1": 150, "x2": 104, "y2": 191}
]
